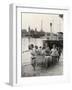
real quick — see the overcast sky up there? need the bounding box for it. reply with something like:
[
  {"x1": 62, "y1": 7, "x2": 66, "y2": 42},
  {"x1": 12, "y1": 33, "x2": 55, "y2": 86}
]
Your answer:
[{"x1": 22, "y1": 13, "x2": 63, "y2": 33}]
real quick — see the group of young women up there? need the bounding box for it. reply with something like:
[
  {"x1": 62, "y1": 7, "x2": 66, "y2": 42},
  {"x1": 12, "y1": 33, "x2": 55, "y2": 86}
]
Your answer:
[
  {"x1": 29, "y1": 43, "x2": 59, "y2": 57},
  {"x1": 28, "y1": 43, "x2": 60, "y2": 70}
]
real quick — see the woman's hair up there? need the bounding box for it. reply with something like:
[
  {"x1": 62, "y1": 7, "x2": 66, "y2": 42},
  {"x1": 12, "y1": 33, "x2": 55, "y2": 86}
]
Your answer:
[
  {"x1": 31, "y1": 44, "x2": 34, "y2": 48},
  {"x1": 39, "y1": 46, "x2": 42, "y2": 48},
  {"x1": 28, "y1": 44, "x2": 34, "y2": 50},
  {"x1": 28, "y1": 45, "x2": 31, "y2": 50},
  {"x1": 35, "y1": 45, "x2": 38, "y2": 49},
  {"x1": 42, "y1": 46, "x2": 45, "y2": 49}
]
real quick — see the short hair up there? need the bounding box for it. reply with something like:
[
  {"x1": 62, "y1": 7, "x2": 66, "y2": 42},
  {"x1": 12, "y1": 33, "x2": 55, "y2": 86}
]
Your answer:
[
  {"x1": 28, "y1": 45, "x2": 31, "y2": 50},
  {"x1": 42, "y1": 46, "x2": 45, "y2": 49},
  {"x1": 39, "y1": 46, "x2": 42, "y2": 48},
  {"x1": 35, "y1": 45, "x2": 38, "y2": 49},
  {"x1": 31, "y1": 44, "x2": 34, "y2": 48}
]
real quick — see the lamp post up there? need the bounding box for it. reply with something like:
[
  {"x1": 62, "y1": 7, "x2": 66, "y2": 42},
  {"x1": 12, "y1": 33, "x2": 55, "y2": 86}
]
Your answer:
[{"x1": 41, "y1": 20, "x2": 43, "y2": 32}]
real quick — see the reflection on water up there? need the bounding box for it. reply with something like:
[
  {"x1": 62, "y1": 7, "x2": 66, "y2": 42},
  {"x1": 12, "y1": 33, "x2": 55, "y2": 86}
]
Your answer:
[{"x1": 22, "y1": 37, "x2": 43, "y2": 65}]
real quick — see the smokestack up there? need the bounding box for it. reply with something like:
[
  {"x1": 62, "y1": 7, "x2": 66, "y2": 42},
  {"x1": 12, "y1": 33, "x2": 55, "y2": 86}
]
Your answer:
[
  {"x1": 50, "y1": 22, "x2": 52, "y2": 33},
  {"x1": 50, "y1": 22, "x2": 52, "y2": 40}
]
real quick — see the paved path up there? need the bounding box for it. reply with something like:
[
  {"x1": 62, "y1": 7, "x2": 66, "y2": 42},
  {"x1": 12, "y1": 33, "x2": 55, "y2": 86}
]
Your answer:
[{"x1": 21, "y1": 60, "x2": 63, "y2": 77}]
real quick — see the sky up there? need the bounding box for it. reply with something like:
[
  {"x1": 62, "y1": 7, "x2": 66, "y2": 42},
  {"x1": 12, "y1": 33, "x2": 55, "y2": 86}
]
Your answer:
[{"x1": 22, "y1": 13, "x2": 63, "y2": 33}]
